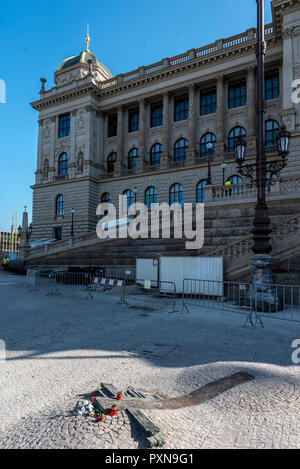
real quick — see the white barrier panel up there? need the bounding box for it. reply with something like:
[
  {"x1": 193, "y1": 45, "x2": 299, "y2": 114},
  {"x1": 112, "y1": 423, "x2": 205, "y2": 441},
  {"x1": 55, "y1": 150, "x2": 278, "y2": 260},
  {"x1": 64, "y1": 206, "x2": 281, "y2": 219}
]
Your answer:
[
  {"x1": 136, "y1": 259, "x2": 158, "y2": 284},
  {"x1": 93, "y1": 277, "x2": 124, "y2": 287},
  {"x1": 160, "y1": 257, "x2": 224, "y2": 295}
]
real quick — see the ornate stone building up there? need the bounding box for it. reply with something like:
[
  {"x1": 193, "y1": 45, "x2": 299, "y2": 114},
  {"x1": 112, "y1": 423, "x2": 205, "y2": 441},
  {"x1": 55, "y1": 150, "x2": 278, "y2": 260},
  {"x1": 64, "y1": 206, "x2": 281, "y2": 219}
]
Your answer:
[{"x1": 30, "y1": 0, "x2": 300, "y2": 246}]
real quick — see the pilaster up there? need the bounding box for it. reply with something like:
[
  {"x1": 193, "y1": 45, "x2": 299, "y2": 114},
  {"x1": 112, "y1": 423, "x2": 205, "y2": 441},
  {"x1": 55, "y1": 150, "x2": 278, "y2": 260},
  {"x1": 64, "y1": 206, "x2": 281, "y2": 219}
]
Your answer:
[
  {"x1": 216, "y1": 75, "x2": 225, "y2": 156},
  {"x1": 186, "y1": 84, "x2": 196, "y2": 164},
  {"x1": 161, "y1": 92, "x2": 169, "y2": 158},
  {"x1": 117, "y1": 105, "x2": 124, "y2": 165}
]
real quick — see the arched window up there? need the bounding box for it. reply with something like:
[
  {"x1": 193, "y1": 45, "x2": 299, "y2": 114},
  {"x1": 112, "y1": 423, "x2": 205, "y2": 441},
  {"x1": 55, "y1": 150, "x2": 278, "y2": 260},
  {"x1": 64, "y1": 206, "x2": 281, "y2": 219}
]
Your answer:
[
  {"x1": 107, "y1": 153, "x2": 116, "y2": 173},
  {"x1": 123, "y1": 190, "x2": 134, "y2": 210},
  {"x1": 265, "y1": 120, "x2": 279, "y2": 152},
  {"x1": 174, "y1": 139, "x2": 188, "y2": 165},
  {"x1": 145, "y1": 187, "x2": 158, "y2": 209},
  {"x1": 128, "y1": 148, "x2": 138, "y2": 170},
  {"x1": 150, "y1": 144, "x2": 162, "y2": 166},
  {"x1": 56, "y1": 195, "x2": 64, "y2": 216},
  {"x1": 170, "y1": 183, "x2": 183, "y2": 206},
  {"x1": 227, "y1": 175, "x2": 243, "y2": 185},
  {"x1": 228, "y1": 127, "x2": 246, "y2": 153},
  {"x1": 58, "y1": 153, "x2": 68, "y2": 176},
  {"x1": 200, "y1": 133, "x2": 216, "y2": 157},
  {"x1": 196, "y1": 180, "x2": 207, "y2": 203},
  {"x1": 101, "y1": 192, "x2": 112, "y2": 203}
]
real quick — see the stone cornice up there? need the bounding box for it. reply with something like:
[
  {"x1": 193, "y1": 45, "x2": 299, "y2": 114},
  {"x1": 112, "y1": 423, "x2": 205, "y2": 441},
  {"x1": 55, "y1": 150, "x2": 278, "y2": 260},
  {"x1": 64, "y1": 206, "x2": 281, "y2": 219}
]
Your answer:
[
  {"x1": 30, "y1": 26, "x2": 282, "y2": 112},
  {"x1": 30, "y1": 82, "x2": 100, "y2": 111},
  {"x1": 272, "y1": 0, "x2": 300, "y2": 36},
  {"x1": 30, "y1": 175, "x2": 99, "y2": 190},
  {"x1": 98, "y1": 39, "x2": 280, "y2": 100}
]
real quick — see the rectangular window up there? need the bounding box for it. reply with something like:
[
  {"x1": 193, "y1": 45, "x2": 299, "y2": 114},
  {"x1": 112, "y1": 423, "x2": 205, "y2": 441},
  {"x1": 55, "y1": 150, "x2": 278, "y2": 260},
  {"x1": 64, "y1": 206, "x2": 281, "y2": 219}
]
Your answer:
[
  {"x1": 58, "y1": 113, "x2": 70, "y2": 138},
  {"x1": 54, "y1": 227, "x2": 62, "y2": 241},
  {"x1": 200, "y1": 89, "x2": 216, "y2": 116},
  {"x1": 150, "y1": 102, "x2": 163, "y2": 127},
  {"x1": 108, "y1": 114, "x2": 117, "y2": 137},
  {"x1": 128, "y1": 109, "x2": 139, "y2": 132},
  {"x1": 228, "y1": 81, "x2": 247, "y2": 109},
  {"x1": 265, "y1": 71, "x2": 279, "y2": 100},
  {"x1": 174, "y1": 96, "x2": 189, "y2": 122}
]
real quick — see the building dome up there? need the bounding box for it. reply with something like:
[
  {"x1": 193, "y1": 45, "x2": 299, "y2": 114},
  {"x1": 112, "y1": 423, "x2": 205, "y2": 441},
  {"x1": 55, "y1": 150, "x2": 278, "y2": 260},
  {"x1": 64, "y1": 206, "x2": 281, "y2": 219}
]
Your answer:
[{"x1": 56, "y1": 27, "x2": 113, "y2": 79}]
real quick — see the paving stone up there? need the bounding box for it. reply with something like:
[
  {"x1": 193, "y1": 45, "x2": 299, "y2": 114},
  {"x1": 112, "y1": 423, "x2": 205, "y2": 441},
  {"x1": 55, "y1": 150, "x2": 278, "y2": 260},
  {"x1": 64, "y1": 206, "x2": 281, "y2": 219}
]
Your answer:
[{"x1": 1, "y1": 271, "x2": 300, "y2": 449}]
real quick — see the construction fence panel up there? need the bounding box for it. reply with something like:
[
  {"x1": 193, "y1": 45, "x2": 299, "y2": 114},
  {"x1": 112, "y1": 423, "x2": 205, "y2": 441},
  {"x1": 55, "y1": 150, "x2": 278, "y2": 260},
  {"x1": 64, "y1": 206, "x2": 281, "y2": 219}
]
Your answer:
[
  {"x1": 95, "y1": 268, "x2": 136, "y2": 285},
  {"x1": 24, "y1": 269, "x2": 38, "y2": 289},
  {"x1": 123, "y1": 279, "x2": 178, "y2": 313},
  {"x1": 254, "y1": 283, "x2": 300, "y2": 325},
  {"x1": 182, "y1": 278, "x2": 300, "y2": 327},
  {"x1": 182, "y1": 279, "x2": 253, "y2": 326}
]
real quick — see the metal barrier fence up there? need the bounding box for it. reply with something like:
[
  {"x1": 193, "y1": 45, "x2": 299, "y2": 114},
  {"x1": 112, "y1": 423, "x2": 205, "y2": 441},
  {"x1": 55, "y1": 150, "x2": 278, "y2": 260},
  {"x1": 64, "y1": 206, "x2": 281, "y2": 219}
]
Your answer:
[
  {"x1": 182, "y1": 279, "x2": 253, "y2": 326},
  {"x1": 87, "y1": 276, "x2": 125, "y2": 299},
  {"x1": 24, "y1": 269, "x2": 38, "y2": 289},
  {"x1": 94, "y1": 268, "x2": 136, "y2": 285},
  {"x1": 182, "y1": 278, "x2": 300, "y2": 327},
  {"x1": 24, "y1": 271, "x2": 92, "y2": 296},
  {"x1": 47, "y1": 271, "x2": 92, "y2": 296},
  {"x1": 254, "y1": 283, "x2": 300, "y2": 325},
  {"x1": 122, "y1": 279, "x2": 178, "y2": 313}
]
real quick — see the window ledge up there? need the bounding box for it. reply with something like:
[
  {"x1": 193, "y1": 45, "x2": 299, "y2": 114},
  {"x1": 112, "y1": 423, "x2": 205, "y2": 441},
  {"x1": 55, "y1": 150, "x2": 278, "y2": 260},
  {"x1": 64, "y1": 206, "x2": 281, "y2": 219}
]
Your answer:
[{"x1": 54, "y1": 175, "x2": 68, "y2": 182}]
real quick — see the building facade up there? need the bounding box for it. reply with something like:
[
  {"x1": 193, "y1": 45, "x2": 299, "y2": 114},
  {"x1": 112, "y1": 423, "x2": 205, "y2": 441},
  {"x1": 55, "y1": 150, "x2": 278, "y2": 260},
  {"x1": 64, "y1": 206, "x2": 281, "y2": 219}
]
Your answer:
[
  {"x1": 30, "y1": 0, "x2": 300, "y2": 241},
  {"x1": 0, "y1": 231, "x2": 19, "y2": 254}
]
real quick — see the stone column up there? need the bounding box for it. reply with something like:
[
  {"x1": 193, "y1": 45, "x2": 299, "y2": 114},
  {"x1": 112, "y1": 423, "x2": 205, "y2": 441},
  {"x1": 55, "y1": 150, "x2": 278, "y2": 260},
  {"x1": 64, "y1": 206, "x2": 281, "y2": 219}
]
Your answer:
[
  {"x1": 35, "y1": 119, "x2": 43, "y2": 184},
  {"x1": 49, "y1": 116, "x2": 56, "y2": 177},
  {"x1": 282, "y1": 27, "x2": 294, "y2": 111},
  {"x1": 117, "y1": 105, "x2": 124, "y2": 166},
  {"x1": 282, "y1": 27, "x2": 296, "y2": 132},
  {"x1": 70, "y1": 109, "x2": 77, "y2": 177},
  {"x1": 96, "y1": 110, "x2": 105, "y2": 170},
  {"x1": 187, "y1": 84, "x2": 196, "y2": 164},
  {"x1": 161, "y1": 92, "x2": 170, "y2": 167},
  {"x1": 247, "y1": 66, "x2": 256, "y2": 155},
  {"x1": 37, "y1": 119, "x2": 43, "y2": 169},
  {"x1": 104, "y1": 112, "x2": 108, "y2": 139},
  {"x1": 85, "y1": 105, "x2": 94, "y2": 164},
  {"x1": 215, "y1": 75, "x2": 225, "y2": 157},
  {"x1": 139, "y1": 98, "x2": 145, "y2": 161}
]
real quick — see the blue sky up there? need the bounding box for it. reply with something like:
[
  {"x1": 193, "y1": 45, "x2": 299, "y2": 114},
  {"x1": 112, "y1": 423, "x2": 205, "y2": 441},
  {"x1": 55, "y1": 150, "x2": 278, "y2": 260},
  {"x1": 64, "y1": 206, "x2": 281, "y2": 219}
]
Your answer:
[{"x1": 0, "y1": 0, "x2": 272, "y2": 231}]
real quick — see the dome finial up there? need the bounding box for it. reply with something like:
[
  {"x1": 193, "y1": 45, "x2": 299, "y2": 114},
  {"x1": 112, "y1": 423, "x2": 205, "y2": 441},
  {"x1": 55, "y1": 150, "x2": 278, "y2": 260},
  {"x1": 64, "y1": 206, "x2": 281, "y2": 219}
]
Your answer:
[{"x1": 85, "y1": 24, "x2": 90, "y2": 52}]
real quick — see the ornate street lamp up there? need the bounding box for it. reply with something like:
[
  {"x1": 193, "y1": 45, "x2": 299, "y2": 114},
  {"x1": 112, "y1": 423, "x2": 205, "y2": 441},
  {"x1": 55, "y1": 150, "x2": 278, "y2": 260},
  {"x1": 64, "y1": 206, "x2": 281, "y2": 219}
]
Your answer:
[
  {"x1": 206, "y1": 142, "x2": 213, "y2": 186},
  {"x1": 277, "y1": 123, "x2": 291, "y2": 158},
  {"x1": 234, "y1": 136, "x2": 247, "y2": 167},
  {"x1": 71, "y1": 208, "x2": 75, "y2": 237},
  {"x1": 221, "y1": 162, "x2": 227, "y2": 186},
  {"x1": 234, "y1": 0, "x2": 291, "y2": 309},
  {"x1": 133, "y1": 187, "x2": 138, "y2": 204}
]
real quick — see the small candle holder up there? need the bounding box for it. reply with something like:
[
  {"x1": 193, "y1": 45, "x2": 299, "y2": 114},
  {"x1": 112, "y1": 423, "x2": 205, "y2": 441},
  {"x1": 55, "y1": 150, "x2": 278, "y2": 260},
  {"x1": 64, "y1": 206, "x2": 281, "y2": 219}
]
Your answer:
[
  {"x1": 117, "y1": 392, "x2": 122, "y2": 401},
  {"x1": 110, "y1": 405, "x2": 117, "y2": 417},
  {"x1": 97, "y1": 413, "x2": 106, "y2": 423}
]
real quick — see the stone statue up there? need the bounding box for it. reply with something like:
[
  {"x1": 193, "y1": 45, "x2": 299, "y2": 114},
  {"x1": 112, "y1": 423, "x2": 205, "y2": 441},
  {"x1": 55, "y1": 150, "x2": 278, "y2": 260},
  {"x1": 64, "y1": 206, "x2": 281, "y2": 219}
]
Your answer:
[
  {"x1": 77, "y1": 153, "x2": 84, "y2": 173},
  {"x1": 43, "y1": 158, "x2": 49, "y2": 180}
]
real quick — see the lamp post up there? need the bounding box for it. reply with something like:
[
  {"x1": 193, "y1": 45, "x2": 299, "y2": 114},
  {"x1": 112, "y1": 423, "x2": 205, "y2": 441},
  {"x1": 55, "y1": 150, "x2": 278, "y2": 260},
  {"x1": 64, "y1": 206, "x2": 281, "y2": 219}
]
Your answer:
[
  {"x1": 234, "y1": 0, "x2": 291, "y2": 308},
  {"x1": 71, "y1": 208, "x2": 75, "y2": 237},
  {"x1": 206, "y1": 143, "x2": 213, "y2": 186},
  {"x1": 221, "y1": 162, "x2": 227, "y2": 186},
  {"x1": 133, "y1": 187, "x2": 138, "y2": 204}
]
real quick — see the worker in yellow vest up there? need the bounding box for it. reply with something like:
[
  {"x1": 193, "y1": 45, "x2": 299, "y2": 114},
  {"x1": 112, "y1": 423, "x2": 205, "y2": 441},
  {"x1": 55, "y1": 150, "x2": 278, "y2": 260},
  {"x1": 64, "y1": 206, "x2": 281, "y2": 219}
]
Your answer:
[
  {"x1": 2, "y1": 256, "x2": 10, "y2": 270},
  {"x1": 225, "y1": 180, "x2": 232, "y2": 196}
]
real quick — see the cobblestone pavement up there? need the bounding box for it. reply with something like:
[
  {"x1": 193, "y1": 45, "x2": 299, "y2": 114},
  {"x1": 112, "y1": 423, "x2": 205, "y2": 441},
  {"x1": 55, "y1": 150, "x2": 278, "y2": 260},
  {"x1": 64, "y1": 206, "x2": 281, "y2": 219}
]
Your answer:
[{"x1": 0, "y1": 272, "x2": 300, "y2": 449}]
